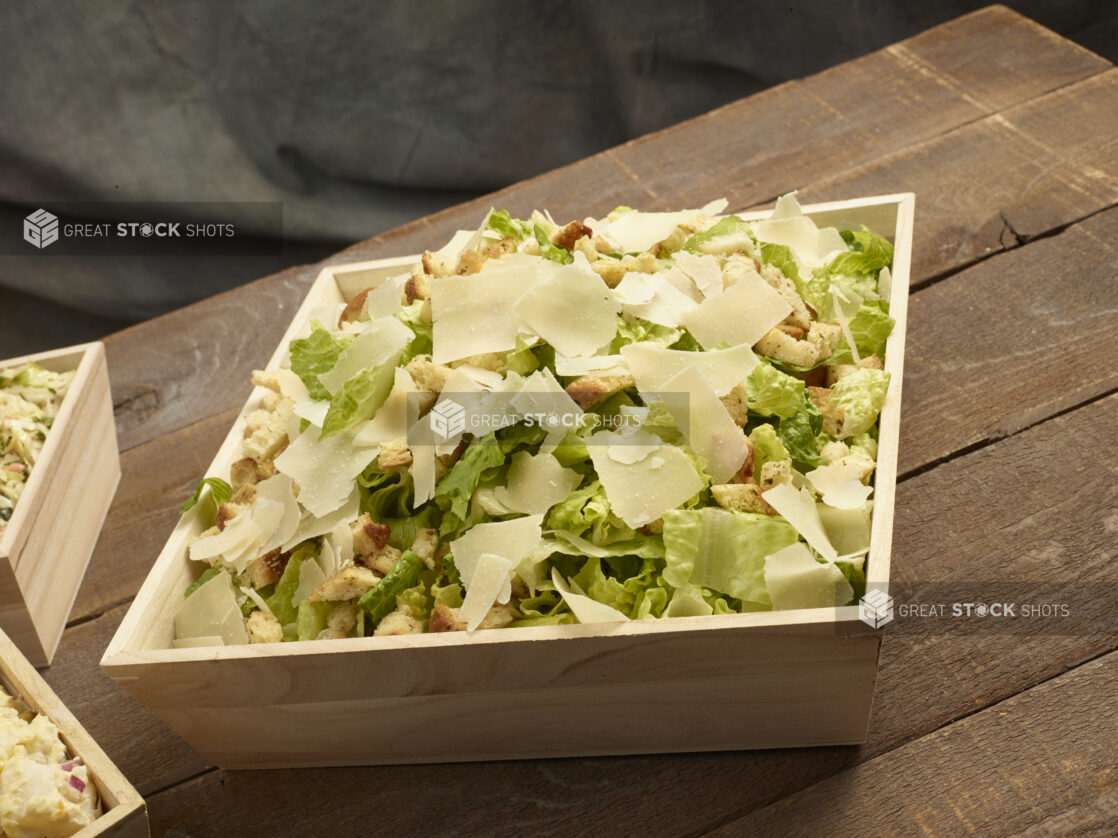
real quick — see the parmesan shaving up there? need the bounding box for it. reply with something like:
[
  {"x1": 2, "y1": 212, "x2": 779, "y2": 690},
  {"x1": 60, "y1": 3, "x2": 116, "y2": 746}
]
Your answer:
[
  {"x1": 680, "y1": 267, "x2": 792, "y2": 350},
  {"x1": 761, "y1": 483, "x2": 839, "y2": 562}
]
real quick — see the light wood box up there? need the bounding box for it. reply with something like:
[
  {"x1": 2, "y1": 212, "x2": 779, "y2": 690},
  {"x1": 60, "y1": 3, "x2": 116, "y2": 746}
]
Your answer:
[
  {"x1": 0, "y1": 342, "x2": 120, "y2": 666},
  {"x1": 102, "y1": 195, "x2": 914, "y2": 768},
  {"x1": 0, "y1": 628, "x2": 147, "y2": 836}
]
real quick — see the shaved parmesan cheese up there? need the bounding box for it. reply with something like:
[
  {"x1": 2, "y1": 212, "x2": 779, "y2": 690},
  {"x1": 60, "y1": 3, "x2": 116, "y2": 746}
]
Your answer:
[
  {"x1": 275, "y1": 427, "x2": 377, "y2": 518},
  {"x1": 658, "y1": 266, "x2": 705, "y2": 303},
  {"x1": 655, "y1": 366, "x2": 750, "y2": 483},
  {"x1": 281, "y1": 488, "x2": 361, "y2": 552},
  {"x1": 755, "y1": 194, "x2": 846, "y2": 270},
  {"x1": 674, "y1": 251, "x2": 724, "y2": 298},
  {"x1": 554, "y1": 354, "x2": 628, "y2": 377},
  {"x1": 436, "y1": 229, "x2": 478, "y2": 259},
  {"x1": 596, "y1": 199, "x2": 728, "y2": 253},
  {"x1": 515, "y1": 264, "x2": 619, "y2": 357},
  {"x1": 552, "y1": 568, "x2": 628, "y2": 623},
  {"x1": 410, "y1": 438, "x2": 436, "y2": 507},
  {"x1": 681, "y1": 267, "x2": 792, "y2": 350},
  {"x1": 613, "y1": 274, "x2": 698, "y2": 328},
  {"x1": 363, "y1": 273, "x2": 406, "y2": 320},
  {"x1": 587, "y1": 431, "x2": 704, "y2": 528},
  {"x1": 292, "y1": 554, "x2": 327, "y2": 608},
  {"x1": 449, "y1": 515, "x2": 544, "y2": 588},
  {"x1": 317, "y1": 538, "x2": 339, "y2": 578},
  {"x1": 330, "y1": 519, "x2": 355, "y2": 568},
  {"x1": 878, "y1": 265, "x2": 892, "y2": 302},
  {"x1": 189, "y1": 510, "x2": 261, "y2": 563},
  {"x1": 250, "y1": 475, "x2": 301, "y2": 558},
  {"x1": 271, "y1": 368, "x2": 310, "y2": 403},
  {"x1": 459, "y1": 553, "x2": 517, "y2": 631},
  {"x1": 621, "y1": 342, "x2": 757, "y2": 397},
  {"x1": 761, "y1": 483, "x2": 838, "y2": 562},
  {"x1": 805, "y1": 460, "x2": 874, "y2": 510},
  {"x1": 818, "y1": 502, "x2": 872, "y2": 556},
  {"x1": 431, "y1": 263, "x2": 538, "y2": 363},
  {"x1": 318, "y1": 317, "x2": 413, "y2": 395},
  {"x1": 545, "y1": 529, "x2": 616, "y2": 559},
  {"x1": 764, "y1": 542, "x2": 853, "y2": 610},
  {"x1": 175, "y1": 572, "x2": 249, "y2": 645},
  {"x1": 354, "y1": 367, "x2": 416, "y2": 446},
  {"x1": 293, "y1": 398, "x2": 330, "y2": 429},
  {"x1": 831, "y1": 284, "x2": 864, "y2": 363},
  {"x1": 492, "y1": 451, "x2": 582, "y2": 515}
]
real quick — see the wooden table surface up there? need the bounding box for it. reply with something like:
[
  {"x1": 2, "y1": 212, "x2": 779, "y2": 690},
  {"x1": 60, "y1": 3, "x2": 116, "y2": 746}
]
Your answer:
[{"x1": 47, "y1": 6, "x2": 1118, "y2": 836}]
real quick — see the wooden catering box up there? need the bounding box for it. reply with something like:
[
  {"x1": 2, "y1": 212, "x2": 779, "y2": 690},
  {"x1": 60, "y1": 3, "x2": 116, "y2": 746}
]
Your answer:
[
  {"x1": 102, "y1": 195, "x2": 913, "y2": 768},
  {"x1": 0, "y1": 342, "x2": 120, "y2": 666},
  {"x1": 0, "y1": 628, "x2": 147, "y2": 836}
]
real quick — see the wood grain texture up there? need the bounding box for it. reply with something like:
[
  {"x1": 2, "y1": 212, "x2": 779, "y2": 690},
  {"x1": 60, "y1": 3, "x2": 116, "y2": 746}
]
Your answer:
[
  {"x1": 138, "y1": 380, "x2": 1118, "y2": 837},
  {"x1": 68, "y1": 409, "x2": 238, "y2": 624},
  {"x1": 712, "y1": 652, "x2": 1118, "y2": 837},
  {"x1": 0, "y1": 629, "x2": 147, "y2": 837},
  {"x1": 98, "y1": 4, "x2": 1111, "y2": 456},
  {"x1": 898, "y1": 204, "x2": 1118, "y2": 474},
  {"x1": 43, "y1": 604, "x2": 210, "y2": 797},
  {"x1": 0, "y1": 342, "x2": 120, "y2": 665}
]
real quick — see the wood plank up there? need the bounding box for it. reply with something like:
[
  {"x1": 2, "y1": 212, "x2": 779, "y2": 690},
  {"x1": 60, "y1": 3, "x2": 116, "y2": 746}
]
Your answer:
[
  {"x1": 69, "y1": 409, "x2": 237, "y2": 623},
  {"x1": 796, "y1": 70, "x2": 1118, "y2": 282},
  {"x1": 710, "y1": 652, "x2": 1118, "y2": 837},
  {"x1": 897, "y1": 203, "x2": 1118, "y2": 473},
  {"x1": 103, "y1": 6, "x2": 1110, "y2": 454},
  {"x1": 42, "y1": 603, "x2": 211, "y2": 797},
  {"x1": 133, "y1": 389, "x2": 1118, "y2": 837}
]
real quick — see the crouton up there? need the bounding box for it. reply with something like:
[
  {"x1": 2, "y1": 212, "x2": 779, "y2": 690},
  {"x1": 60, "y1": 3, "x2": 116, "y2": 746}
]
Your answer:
[
  {"x1": 215, "y1": 501, "x2": 246, "y2": 531},
  {"x1": 373, "y1": 604, "x2": 425, "y2": 636},
  {"x1": 317, "y1": 604, "x2": 360, "y2": 640},
  {"x1": 404, "y1": 273, "x2": 430, "y2": 303},
  {"x1": 760, "y1": 459, "x2": 793, "y2": 490},
  {"x1": 551, "y1": 221, "x2": 593, "y2": 251},
  {"x1": 421, "y1": 250, "x2": 455, "y2": 278},
  {"x1": 477, "y1": 603, "x2": 520, "y2": 630},
  {"x1": 640, "y1": 519, "x2": 664, "y2": 535},
  {"x1": 753, "y1": 328, "x2": 819, "y2": 368},
  {"x1": 309, "y1": 566, "x2": 381, "y2": 603},
  {"x1": 825, "y1": 354, "x2": 884, "y2": 386},
  {"x1": 456, "y1": 249, "x2": 484, "y2": 275},
  {"x1": 806, "y1": 321, "x2": 843, "y2": 363},
  {"x1": 359, "y1": 543, "x2": 402, "y2": 576},
  {"x1": 565, "y1": 371, "x2": 635, "y2": 409},
  {"x1": 243, "y1": 392, "x2": 294, "y2": 464},
  {"x1": 229, "y1": 456, "x2": 276, "y2": 489},
  {"x1": 591, "y1": 258, "x2": 628, "y2": 288},
  {"x1": 378, "y1": 437, "x2": 412, "y2": 469},
  {"x1": 450, "y1": 353, "x2": 506, "y2": 373},
  {"x1": 820, "y1": 440, "x2": 851, "y2": 464},
  {"x1": 711, "y1": 483, "x2": 777, "y2": 515},
  {"x1": 242, "y1": 548, "x2": 289, "y2": 588},
  {"x1": 410, "y1": 529, "x2": 440, "y2": 569},
  {"x1": 807, "y1": 386, "x2": 846, "y2": 438},
  {"x1": 230, "y1": 482, "x2": 257, "y2": 506},
  {"x1": 759, "y1": 262, "x2": 812, "y2": 331},
  {"x1": 351, "y1": 513, "x2": 391, "y2": 555},
  {"x1": 250, "y1": 369, "x2": 283, "y2": 394},
  {"x1": 428, "y1": 603, "x2": 466, "y2": 633},
  {"x1": 339, "y1": 287, "x2": 373, "y2": 326},
  {"x1": 830, "y1": 454, "x2": 876, "y2": 483},
  {"x1": 720, "y1": 381, "x2": 750, "y2": 427},
  {"x1": 482, "y1": 237, "x2": 517, "y2": 260},
  {"x1": 246, "y1": 610, "x2": 283, "y2": 644}
]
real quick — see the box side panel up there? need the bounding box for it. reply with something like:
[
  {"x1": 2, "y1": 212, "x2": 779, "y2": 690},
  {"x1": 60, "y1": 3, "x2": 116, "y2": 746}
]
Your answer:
[
  {"x1": 114, "y1": 631, "x2": 880, "y2": 767},
  {"x1": 13, "y1": 347, "x2": 120, "y2": 664},
  {"x1": 0, "y1": 560, "x2": 44, "y2": 666},
  {"x1": 0, "y1": 631, "x2": 147, "y2": 834}
]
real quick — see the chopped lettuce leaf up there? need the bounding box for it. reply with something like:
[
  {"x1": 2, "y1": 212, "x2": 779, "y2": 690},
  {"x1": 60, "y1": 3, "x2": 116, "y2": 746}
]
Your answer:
[
  {"x1": 358, "y1": 550, "x2": 424, "y2": 625},
  {"x1": 505, "y1": 335, "x2": 541, "y2": 376},
  {"x1": 181, "y1": 477, "x2": 233, "y2": 517},
  {"x1": 776, "y1": 391, "x2": 825, "y2": 469},
  {"x1": 395, "y1": 300, "x2": 433, "y2": 365},
  {"x1": 533, "y1": 223, "x2": 573, "y2": 264},
  {"x1": 296, "y1": 600, "x2": 334, "y2": 640},
  {"x1": 265, "y1": 541, "x2": 319, "y2": 626},
  {"x1": 487, "y1": 209, "x2": 532, "y2": 242},
  {"x1": 828, "y1": 301, "x2": 895, "y2": 365},
  {"x1": 662, "y1": 507, "x2": 797, "y2": 607},
  {"x1": 829, "y1": 369, "x2": 891, "y2": 437},
  {"x1": 748, "y1": 424, "x2": 790, "y2": 482},
  {"x1": 321, "y1": 361, "x2": 397, "y2": 439},
  {"x1": 609, "y1": 315, "x2": 681, "y2": 353},
  {"x1": 747, "y1": 362, "x2": 804, "y2": 419},
  {"x1": 759, "y1": 242, "x2": 802, "y2": 291},
  {"x1": 682, "y1": 215, "x2": 752, "y2": 254},
  {"x1": 184, "y1": 567, "x2": 222, "y2": 598},
  {"x1": 289, "y1": 320, "x2": 351, "y2": 401},
  {"x1": 545, "y1": 480, "x2": 636, "y2": 546},
  {"x1": 833, "y1": 226, "x2": 893, "y2": 277}
]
